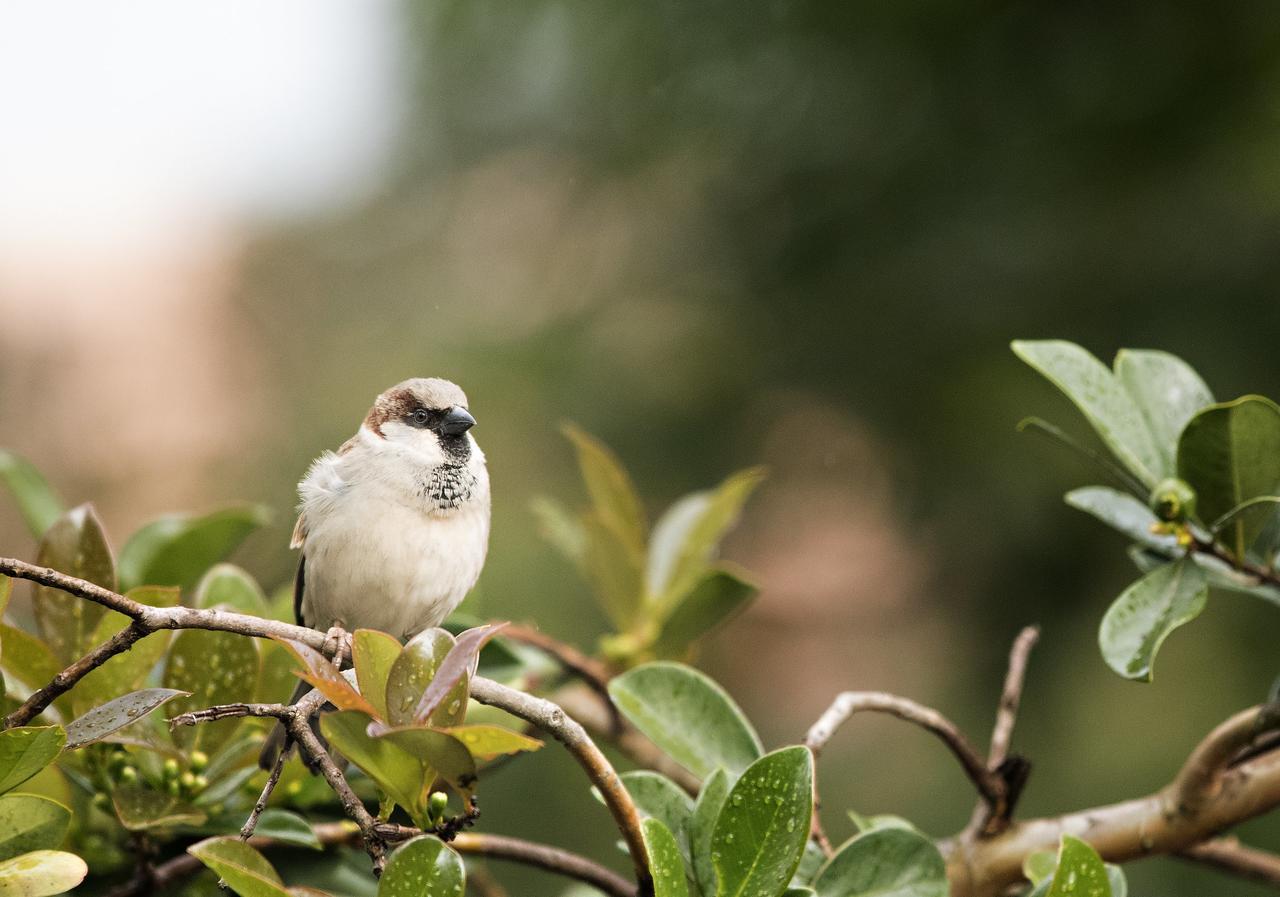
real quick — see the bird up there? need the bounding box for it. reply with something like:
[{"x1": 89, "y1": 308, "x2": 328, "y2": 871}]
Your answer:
[{"x1": 259, "y1": 377, "x2": 491, "y2": 768}]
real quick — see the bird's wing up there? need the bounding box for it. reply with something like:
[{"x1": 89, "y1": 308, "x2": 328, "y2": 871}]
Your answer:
[{"x1": 293, "y1": 553, "x2": 307, "y2": 627}]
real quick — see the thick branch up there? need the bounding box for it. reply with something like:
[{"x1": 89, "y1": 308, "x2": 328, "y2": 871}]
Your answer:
[
  {"x1": 1178, "y1": 837, "x2": 1280, "y2": 888},
  {"x1": 469, "y1": 676, "x2": 653, "y2": 896},
  {"x1": 806, "y1": 691, "x2": 1005, "y2": 811},
  {"x1": 945, "y1": 705, "x2": 1280, "y2": 897}
]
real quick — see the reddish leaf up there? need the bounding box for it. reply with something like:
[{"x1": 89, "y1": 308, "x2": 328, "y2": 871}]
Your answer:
[
  {"x1": 271, "y1": 637, "x2": 376, "y2": 716},
  {"x1": 410, "y1": 623, "x2": 507, "y2": 726}
]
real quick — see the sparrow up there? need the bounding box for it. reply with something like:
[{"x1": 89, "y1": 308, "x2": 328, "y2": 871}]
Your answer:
[{"x1": 259, "y1": 377, "x2": 491, "y2": 767}]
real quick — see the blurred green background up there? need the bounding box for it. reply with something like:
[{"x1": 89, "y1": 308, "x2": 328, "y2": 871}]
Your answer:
[{"x1": 3, "y1": 2, "x2": 1280, "y2": 894}]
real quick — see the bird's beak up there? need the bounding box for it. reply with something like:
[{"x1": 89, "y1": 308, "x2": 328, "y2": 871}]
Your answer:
[{"x1": 440, "y1": 406, "x2": 477, "y2": 436}]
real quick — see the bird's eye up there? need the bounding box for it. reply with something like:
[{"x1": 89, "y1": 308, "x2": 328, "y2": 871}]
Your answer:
[{"x1": 411, "y1": 409, "x2": 430, "y2": 426}]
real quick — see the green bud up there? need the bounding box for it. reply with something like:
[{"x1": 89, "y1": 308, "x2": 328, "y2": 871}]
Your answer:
[
  {"x1": 166, "y1": 777, "x2": 181, "y2": 797},
  {"x1": 189, "y1": 751, "x2": 209, "y2": 772},
  {"x1": 1150, "y1": 478, "x2": 1197, "y2": 523},
  {"x1": 162, "y1": 758, "x2": 181, "y2": 780},
  {"x1": 117, "y1": 766, "x2": 138, "y2": 785},
  {"x1": 92, "y1": 791, "x2": 112, "y2": 810},
  {"x1": 428, "y1": 791, "x2": 448, "y2": 823},
  {"x1": 179, "y1": 771, "x2": 197, "y2": 791},
  {"x1": 192, "y1": 775, "x2": 209, "y2": 792},
  {"x1": 108, "y1": 752, "x2": 129, "y2": 773}
]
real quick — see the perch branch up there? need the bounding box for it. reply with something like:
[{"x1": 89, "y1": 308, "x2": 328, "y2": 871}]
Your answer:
[
  {"x1": 805, "y1": 690, "x2": 1006, "y2": 812},
  {"x1": 1177, "y1": 837, "x2": 1280, "y2": 888}
]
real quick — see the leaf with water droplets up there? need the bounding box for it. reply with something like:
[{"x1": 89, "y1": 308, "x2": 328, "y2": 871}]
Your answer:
[
  {"x1": 188, "y1": 836, "x2": 290, "y2": 897},
  {"x1": 409, "y1": 623, "x2": 505, "y2": 726},
  {"x1": 437, "y1": 725, "x2": 542, "y2": 760},
  {"x1": 353, "y1": 629, "x2": 402, "y2": 722},
  {"x1": 165, "y1": 628, "x2": 259, "y2": 756},
  {"x1": 609, "y1": 662, "x2": 763, "y2": 780},
  {"x1": 0, "y1": 794, "x2": 71, "y2": 861},
  {"x1": 376, "y1": 727, "x2": 477, "y2": 798},
  {"x1": 1027, "y1": 835, "x2": 1113, "y2": 897},
  {"x1": 194, "y1": 564, "x2": 269, "y2": 616},
  {"x1": 1098, "y1": 557, "x2": 1207, "y2": 682},
  {"x1": 711, "y1": 746, "x2": 812, "y2": 897},
  {"x1": 691, "y1": 768, "x2": 731, "y2": 896},
  {"x1": 621, "y1": 771, "x2": 694, "y2": 865},
  {"x1": 32, "y1": 505, "x2": 115, "y2": 665},
  {"x1": 0, "y1": 727, "x2": 65, "y2": 795},
  {"x1": 377, "y1": 835, "x2": 465, "y2": 897},
  {"x1": 64, "y1": 687, "x2": 188, "y2": 749},
  {"x1": 813, "y1": 827, "x2": 946, "y2": 897},
  {"x1": 643, "y1": 817, "x2": 689, "y2": 897},
  {"x1": 71, "y1": 586, "x2": 177, "y2": 715},
  {"x1": 320, "y1": 711, "x2": 426, "y2": 820},
  {"x1": 0, "y1": 849, "x2": 86, "y2": 896},
  {"x1": 384, "y1": 629, "x2": 465, "y2": 729}
]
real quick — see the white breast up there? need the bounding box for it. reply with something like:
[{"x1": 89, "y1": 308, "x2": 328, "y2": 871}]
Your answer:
[{"x1": 295, "y1": 433, "x2": 490, "y2": 639}]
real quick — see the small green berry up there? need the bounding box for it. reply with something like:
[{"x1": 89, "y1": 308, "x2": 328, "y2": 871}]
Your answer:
[
  {"x1": 192, "y1": 775, "x2": 209, "y2": 792},
  {"x1": 162, "y1": 758, "x2": 181, "y2": 780},
  {"x1": 189, "y1": 751, "x2": 209, "y2": 772},
  {"x1": 179, "y1": 771, "x2": 197, "y2": 791},
  {"x1": 1150, "y1": 478, "x2": 1197, "y2": 523},
  {"x1": 428, "y1": 791, "x2": 448, "y2": 823},
  {"x1": 117, "y1": 766, "x2": 138, "y2": 785}
]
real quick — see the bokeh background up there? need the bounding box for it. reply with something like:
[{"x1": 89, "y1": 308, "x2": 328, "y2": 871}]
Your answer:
[{"x1": 4, "y1": 2, "x2": 1280, "y2": 894}]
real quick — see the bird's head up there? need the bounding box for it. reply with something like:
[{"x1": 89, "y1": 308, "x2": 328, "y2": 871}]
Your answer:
[{"x1": 363, "y1": 377, "x2": 478, "y2": 466}]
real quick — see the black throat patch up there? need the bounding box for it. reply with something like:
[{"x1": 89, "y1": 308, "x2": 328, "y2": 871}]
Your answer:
[{"x1": 421, "y1": 463, "x2": 477, "y2": 511}]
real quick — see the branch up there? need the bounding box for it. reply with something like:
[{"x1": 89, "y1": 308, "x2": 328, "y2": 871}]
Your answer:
[
  {"x1": 944, "y1": 703, "x2": 1280, "y2": 897},
  {"x1": 987, "y1": 625, "x2": 1040, "y2": 768},
  {"x1": 469, "y1": 676, "x2": 654, "y2": 896},
  {"x1": 1178, "y1": 837, "x2": 1280, "y2": 888},
  {"x1": 805, "y1": 690, "x2": 1006, "y2": 811}
]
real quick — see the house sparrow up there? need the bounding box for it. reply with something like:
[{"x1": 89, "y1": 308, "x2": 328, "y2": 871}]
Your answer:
[{"x1": 259, "y1": 377, "x2": 491, "y2": 767}]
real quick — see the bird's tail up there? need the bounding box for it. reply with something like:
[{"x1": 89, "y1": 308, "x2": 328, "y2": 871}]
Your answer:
[{"x1": 258, "y1": 679, "x2": 311, "y2": 770}]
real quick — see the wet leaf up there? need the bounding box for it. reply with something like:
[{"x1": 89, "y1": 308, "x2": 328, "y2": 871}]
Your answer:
[
  {"x1": 188, "y1": 837, "x2": 289, "y2": 897},
  {"x1": 1099, "y1": 558, "x2": 1208, "y2": 681},
  {"x1": 384, "y1": 629, "x2": 464, "y2": 729},
  {"x1": 437, "y1": 725, "x2": 542, "y2": 760},
  {"x1": 165, "y1": 629, "x2": 259, "y2": 756},
  {"x1": 813, "y1": 828, "x2": 947, "y2": 897},
  {"x1": 271, "y1": 638, "x2": 376, "y2": 716},
  {"x1": 1178, "y1": 395, "x2": 1280, "y2": 558},
  {"x1": 0, "y1": 727, "x2": 65, "y2": 795},
  {"x1": 72, "y1": 586, "x2": 177, "y2": 714},
  {"x1": 1012, "y1": 340, "x2": 1164, "y2": 487},
  {"x1": 118, "y1": 504, "x2": 271, "y2": 592},
  {"x1": 1114, "y1": 349, "x2": 1214, "y2": 477},
  {"x1": 620, "y1": 771, "x2": 694, "y2": 863},
  {"x1": 0, "y1": 451, "x2": 64, "y2": 539},
  {"x1": 0, "y1": 795, "x2": 70, "y2": 861},
  {"x1": 113, "y1": 786, "x2": 207, "y2": 830},
  {"x1": 652, "y1": 566, "x2": 757, "y2": 658},
  {"x1": 691, "y1": 768, "x2": 731, "y2": 897},
  {"x1": 711, "y1": 746, "x2": 812, "y2": 897},
  {"x1": 643, "y1": 818, "x2": 689, "y2": 897},
  {"x1": 377, "y1": 835, "x2": 465, "y2": 897},
  {"x1": 63, "y1": 688, "x2": 188, "y2": 749},
  {"x1": 1029, "y1": 835, "x2": 1113, "y2": 897},
  {"x1": 33, "y1": 505, "x2": 115, "y2": 665},
  {"x1": 1064, "y1": 487, "x2": 1178, "y2": 552},
  {"x1": 647, "y1": 467, "x2": 766, "y2": 603},
  {"x1": 320, "y1": 711, "x2": 425, "y2": 819},
  {"x1": 610, "y1": 662, "x2": 762, "y2": 779},
  {"x1": 409, "y1": 623, "x2": 504, "y2": 726},
  {"x1": 352, "y1": 629, "x2": 402, "y2": 722},
  {"x1": 194, "y1": 565, "x2": 269, "y2": 616},
  {"x1": 0, "y1": 849, "x2": 86, "y2": 896},
  {"x1": 246, "y1": 809, "x2": 321, "y2": 850},
  {"x1": 377, "y1": 727, "x2": 477, "y2": 796}
]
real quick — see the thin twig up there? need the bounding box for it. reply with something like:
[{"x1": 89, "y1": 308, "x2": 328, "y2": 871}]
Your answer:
[
  {"x1": 453, "y1": 832, "x2": 636, "y2": 897},
  {"x1": 987, "y1": 626, "x2": 1040, "y2": 768},
  {"x1": 5, "y1": 620, "x2": 150, "y2": 727},
  {"x1": 805, "y1": 690, "x2": 1005, "y2": 810},
  {"x1": 1177, "y1": 837, "x2": 1280, "y2": 888},
  {"x1": 469, "y1": 676, "x2": 654, "y2": 896},
  {"x1": 240, "y1": 745, "x2": 287, "y2": 841}
]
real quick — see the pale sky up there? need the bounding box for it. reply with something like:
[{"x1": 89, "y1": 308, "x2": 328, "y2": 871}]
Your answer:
[{"x1": 0, "y1": 1, "x2": 405, "y2": 255}]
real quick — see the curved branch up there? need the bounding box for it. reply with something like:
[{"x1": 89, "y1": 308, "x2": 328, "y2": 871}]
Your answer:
[
  {"x1": 987, "y1": 626, "x2": 1040, "y2": 768},
  {"x1": 451, "y1": 832, "x2": 635, "y2": 897},
  {"x1": 1178, "y1": 837, "x2": 1280, "y2": 888},
  {"x1": 805, "y1": 690, "x2": 1005, "y2": 811}
]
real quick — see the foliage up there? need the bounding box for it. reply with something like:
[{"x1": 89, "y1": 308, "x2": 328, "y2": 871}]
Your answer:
[{"x1": 1015, "y1": 340, "x2": 1280, "y2": 680}]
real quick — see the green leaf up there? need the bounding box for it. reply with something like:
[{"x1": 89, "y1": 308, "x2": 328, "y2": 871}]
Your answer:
[
  {"x1": 530, "y1": 497, "x2": 587, "y2": 569},
  {"x1": 272, "y1": 638, "x2": 377, "y2": 715},
  {"x1": 408, "y1": 623, "x2": 504, "y2": 726},
  {"x1": 165, "y1": 629, "x2": 260, "y2": 756},
  {"x1": 609, "y1": 662, "x2": 763, "y2": 780},
  {"x1": 793, "y1": 841, "x2": 827, "y2": 887},
  {"x1": 112, "y1": 786, "x2": 207, "y2": 830},
  {"x1": 581, "y1": 512, "x2": 645, "y2": 630},
  {"x1": 643, "y1": 818, "x2": 690, "y2": 897},
  {"x1": 384, "y1": 629, "x2": 467, "y2": 729},
  {"x1": 785, "y1": 891, "x2": 817, "y2": 897},
  {"x1": 247, "y1": 809, "x2": 322, "y2": 850},
  {"x1": 353, "y1": 629, "x2": 402, "y2": 722},
  {"x1": 0, "y1": 796, "x2": 71, "y2": 861},
  {"x1": 320, "y1": 711, "x2": 425, "y2": 819},
  {"x1": 1114, "y1": 349, "x2": 1214, "y2": 478},
  {"x1": 0, "y1": 628, "x2": 59, "y2": 695},
  {"x1": 653, "y1": 566, "x2": 757, "y2": 658},
  {"x1": 647, "y1": 467, "x2": 766, "y2": 602},
  {"x1": 118, "y1": 504, "x2": 271, "y2": 592},
  {"x1": 1022, "y1": 850, "x2": 1056, "y2": 885},
  {"x1": 1016, "y1": 418, "x2": 1147, "y2": 496},
  {"x1": 813, "y1": 828, "x2": 947, "y2": 897},
  {"x1": 711, "y1": 746, "x2": 813, "y2": 897},
  {"x1": 72, "y1": 586, "x2": 178, "y2": 714},
  {"x1": 377, "y1": 727, "x2": 477, "y2": 797},
  {"x1": 1064, "y1": 487, "x2": 1178, "y2": 552},
  {"x1": 194, "y1": 564, "x2": 269, "y2": 616},
  {"x1": 1042, "y1": 836, "x2": 1112, "y2": 897},
  {"x1": 32, "y1": 505, "x2": 115, "y2": 665},
  {"x1": 378, "y1": 836, "x2": 465, "y2": 897},
  {"x1": 188, "y1": 837, "x2": 289, "y2": 897},
  {"x1": 437, "y1": 725, "x2": 542, "y2": 760},
  {"x1": 1099, "y1": 557, "x2": 1208, "y2": 681},
  {"x1": 562, "y1": 423, "x2": 647, "y2": 554},
  {"x1": 0, "y1": 451, "x2": 64, "y2": 539},
  {"x1": 1178, "y1": 396, "x2": 1280, "y2": 558},
  {"x1": 691, "y1": 767, "x2": 731, "y2": 897},
  {"x1": 0, "y1": 728, "x2": 65, "y2": 795},
  {"x1": 0, "y1": 850, "x2": 86, "y2": 897},
  {"x1": 620, "y1": 771, "x2": 695, "y2": 862},
  {"x1": 63, "y1": 688, "x2": 188, "y2": 749},
  {"x1": 845, "y1": 811, "x2": 922, "y2": 836},
  {"x1": 1012, "y1": 340, "x2": 1164, "y2": 487}
]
